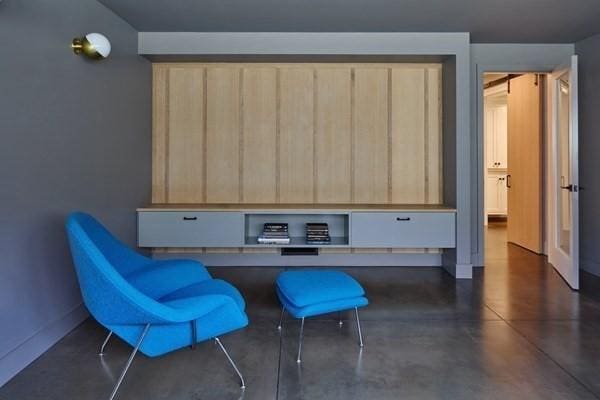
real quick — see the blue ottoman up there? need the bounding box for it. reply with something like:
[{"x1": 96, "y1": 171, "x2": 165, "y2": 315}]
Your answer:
[{"x1": 275, "y1": 269, "x2": 368, "y2": 363}]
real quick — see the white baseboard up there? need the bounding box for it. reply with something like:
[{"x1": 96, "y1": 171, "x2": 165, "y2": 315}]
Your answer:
[{"x1": 0, "y1": 303, "x2": 88, "y2": 387}]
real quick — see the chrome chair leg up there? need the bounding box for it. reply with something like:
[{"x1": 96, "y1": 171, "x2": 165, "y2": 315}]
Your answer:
[
  {"x1": 277, "y1": 307, "x2": 285, "y2": 331},
  {"x1": 215, "y1": 337, "x2": 246, "y2": 389},
  {"x1": 354, "y1": 307, "x2": 364, "y2": 348},
  {"x1": 99, "y1": 331, "x2": 113, "y2": 356},
  {"x1": 108, "y1": 324, "x2": 150, "y2": 400},
  {"x1": 296, "y1": 317, "x2": 305, "y2": 364},
  {"x1": 338, "y1": 311, "x2": 343, "y2": 327}
]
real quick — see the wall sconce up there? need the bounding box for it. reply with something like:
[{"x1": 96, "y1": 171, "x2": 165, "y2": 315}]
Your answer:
[{"x1": 71, "y1": 33, "x2": 111, "y2": 60}]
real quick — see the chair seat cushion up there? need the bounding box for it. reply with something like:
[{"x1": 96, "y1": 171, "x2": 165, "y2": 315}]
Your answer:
[
  {"x1": 125, "y1": 259, "x2": 210, "y2": 300},
  {"x1": 276, "y1": 270, "x2": 367, "y2": 317},
  {"x1": 277, "y1": 287, "x2": 368, "y2": 318},
  {"x1": 160, "y1": 279, "x2": 246, "y2": 312}
]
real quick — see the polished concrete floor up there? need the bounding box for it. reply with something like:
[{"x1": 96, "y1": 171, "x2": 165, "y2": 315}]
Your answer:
[{"x1": 3, "y1": 223, "x2": 600, "y2": 399}]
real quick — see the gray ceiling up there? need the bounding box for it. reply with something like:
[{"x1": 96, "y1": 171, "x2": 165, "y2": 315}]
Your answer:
[{"x1": 98, "y1": 0, "x2": 600, "y2": 43}]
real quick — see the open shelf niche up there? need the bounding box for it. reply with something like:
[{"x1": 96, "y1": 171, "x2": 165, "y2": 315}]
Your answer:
[{"x1": 244, "y1": 212, "x2": 350, "y2": 248}]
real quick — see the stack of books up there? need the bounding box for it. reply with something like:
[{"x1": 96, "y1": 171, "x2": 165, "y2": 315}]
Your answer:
[
  {"x1": 306, "y1": 223, "x2": 331, "y2": 244},
  {"x1": 258, "y1": 223, "x2": 290, "y2": 245}
]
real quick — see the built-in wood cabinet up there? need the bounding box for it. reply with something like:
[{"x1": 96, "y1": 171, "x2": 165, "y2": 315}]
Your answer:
[{"x1": 137, "y1": 205, "x2": 456, "y2": 249}]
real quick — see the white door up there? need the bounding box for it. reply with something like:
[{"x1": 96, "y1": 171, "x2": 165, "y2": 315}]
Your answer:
[{"x1": 549, "y1": 55, "x2": 579, "y2": 290}]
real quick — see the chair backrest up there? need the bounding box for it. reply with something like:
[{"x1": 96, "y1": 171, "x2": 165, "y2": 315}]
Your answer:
[
  {"x1": 69, "y1": 212, "x2": 149, "y2": 275},
  {"x1": 65, "y1": 212, "x2": 155, "y2": 325}
]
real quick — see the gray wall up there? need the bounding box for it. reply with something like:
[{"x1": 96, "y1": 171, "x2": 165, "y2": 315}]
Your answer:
[
  {"x1": 576, "y1": 34, "x2": 600, "y2": 277},
  {"x1": 0, "y1": 0, "x2": 151, "y2": 385}
]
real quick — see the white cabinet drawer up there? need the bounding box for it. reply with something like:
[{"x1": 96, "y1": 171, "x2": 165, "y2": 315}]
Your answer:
[
  {"x1": 138, "y1": 212, "x2": 243, "y2": 247},
  {"x1": 351, "y1": 212, "x2": 455, "y2": 248}
]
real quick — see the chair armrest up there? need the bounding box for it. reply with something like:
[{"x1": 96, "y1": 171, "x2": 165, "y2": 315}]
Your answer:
[
  {"x1": 99, "y1": 294, "x2": 235, "y2": 325},
  {"x1": 159, "y1": 295, "x2": 234, "y2": 322}
]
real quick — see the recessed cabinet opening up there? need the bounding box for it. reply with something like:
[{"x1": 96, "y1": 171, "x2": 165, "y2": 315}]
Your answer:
[{"x1": 244, "y1": 213, "x2": 350, "y2": 247}]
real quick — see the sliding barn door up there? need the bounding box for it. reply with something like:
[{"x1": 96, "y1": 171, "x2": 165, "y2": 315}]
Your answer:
[{"x1": 507, "y1": 74, "x2": 543, "y2": 253}]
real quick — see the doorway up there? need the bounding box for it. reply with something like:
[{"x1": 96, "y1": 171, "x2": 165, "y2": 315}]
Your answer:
[
  {"x1": 480, "y1": 56, "x2": 580, "y2": 289},
  {"x1": 484, "y1": 73, "x2": 544, "y2": 259}
]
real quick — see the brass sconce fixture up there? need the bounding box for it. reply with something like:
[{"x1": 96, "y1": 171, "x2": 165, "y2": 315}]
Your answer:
[{"x1": 71, "y1": 33, "x2": 111, "y2": 60}]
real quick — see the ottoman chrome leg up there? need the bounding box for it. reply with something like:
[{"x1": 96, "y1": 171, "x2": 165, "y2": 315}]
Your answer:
[
  {"x1": 338, "y1": 311, "x2": 343, "y2": 327},
  {"x1": 215, "y1": 337, "x2": 246, "y2": 390},
  {"x1": 99, "y1": 331, "x2": 113, "y2": 356},
  {"x1": 297, "y1": 317, "x2": 305, "y2": 363},
  {"x1": 277, "y1": 307, "x2": 285, "y2": 331},
  {"x1": 355, "y1": 307, "x2": 364, "y2": 348}
]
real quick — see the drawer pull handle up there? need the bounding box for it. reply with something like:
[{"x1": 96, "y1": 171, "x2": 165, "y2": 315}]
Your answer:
[
  {"x1": 183, "y1": 217, "x2": 198, "y2": 221},
  {"x1": 396, "y1": 217, "x2": 411, "y2": 221}
]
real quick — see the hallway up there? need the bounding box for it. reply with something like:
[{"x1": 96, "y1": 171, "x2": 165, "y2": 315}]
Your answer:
[{"x1": 3, "y1": 237, "x2": 600, "y2": 399}]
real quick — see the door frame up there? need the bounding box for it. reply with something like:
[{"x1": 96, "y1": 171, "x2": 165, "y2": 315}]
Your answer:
[{"x1": 474, "y1": 63, "x2": 564, "y2": 266}]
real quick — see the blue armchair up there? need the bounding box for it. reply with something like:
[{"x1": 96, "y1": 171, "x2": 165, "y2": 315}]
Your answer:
[{"x1": 65, "y1": 212, "x2": 248, "y2": 399}]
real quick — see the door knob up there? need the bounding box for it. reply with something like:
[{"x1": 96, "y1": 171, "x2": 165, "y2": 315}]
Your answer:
[{"x1": 560, "y1": 184, "x2": 574, "y2": 192}]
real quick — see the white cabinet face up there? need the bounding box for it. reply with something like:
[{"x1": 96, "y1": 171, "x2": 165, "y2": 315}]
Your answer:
[
  {"x1": 498, "y1": 175, "x2": 508, "y2": 213},
  {"x1": 485, "y1": 100, "x2": 508, "y2": 170},
  {"x1": 494, "y1": 106, "x2": 508, "y2": 168},
  {"x1": 485, "y1": 107, "x2": 495, "y2": 169},
  {"x1": 486, "y1": 176, "x2": 500, "y2": 213},
  {"x1": 486, "y1": 174, "x2": 508, "y2": 216}
]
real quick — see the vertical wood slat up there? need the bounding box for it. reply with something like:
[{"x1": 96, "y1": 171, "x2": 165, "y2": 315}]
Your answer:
[
  {"x1": 315, "y1": 68, "x2": 353, "y2": 203},
  {"x1": 426, "y1": 67, "x2": 443, "y2": 204},
  {"x1": 242, "y1": 67, "x2": 278, "y2": 203},
  {"x1": 206, "y1": 67, "x2": 242, "y2": 203},
  {"x1": 152, "y1": 66, "x2": 168, "y2": 203},
  {"x1": 279, "y1": 68, "x2": 315, "y2": 203},
  {"x1": 353, "y1": 68, "x2": 389, "y2": 203},
  {"x1": 391, "y1": 68, "x2": 426, "y2": 203},
  {"x1": 166, "y1": 68, "x2": 204, "y2": 203}
]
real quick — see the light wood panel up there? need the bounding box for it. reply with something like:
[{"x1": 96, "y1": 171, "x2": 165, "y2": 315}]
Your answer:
[
  {"x1": 152, "y1": 63, "x2": 443, "y2": 210},
  {"x1": 391, "y1": 68, "x2": 426, "y2": 203},
  {"x1": 315, "y1": 68, "x2": 353, "y2": 203},
  {"x1": 206, "y1": 67, "x2": 241, "y2": 203},
  {"x1": 507, "y1": 74, "x2": 543, "y2": 253},
  {"x1": 279, "y1": 68, "x2": 315, "y2": 203},
  {"x1": 353, "y1": 68, "x2": 389, "y2": 203},
  {"x1": 426, "y1": 67, "x2": 443, "y2": 203},
  {"x1": 152, "y1": 67, "x2": 169, "y2": 203},
  {"x1": 166, "y1": 68, "x2": 204, "y2": 203},
  {"x1": 242, "y1": 67, "x2": 278, "y2": 203}
]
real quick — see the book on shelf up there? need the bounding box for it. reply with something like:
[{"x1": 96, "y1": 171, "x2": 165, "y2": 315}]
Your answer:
[
  {"x1": 258, "y1": 222, "x2": 290, "y2": 244},
  {"x1": 257, "y1": 236, "x2": 291, "y2": 244},
  {"x1": 305, "y1": 222, "x2": 331, "y2": 244},
  {"x1": 260, "y1": 232, "x2": 290, "y2": 237},
  {"x1": 263, "y1": 223, "x2": 288, "y2": 231}
]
